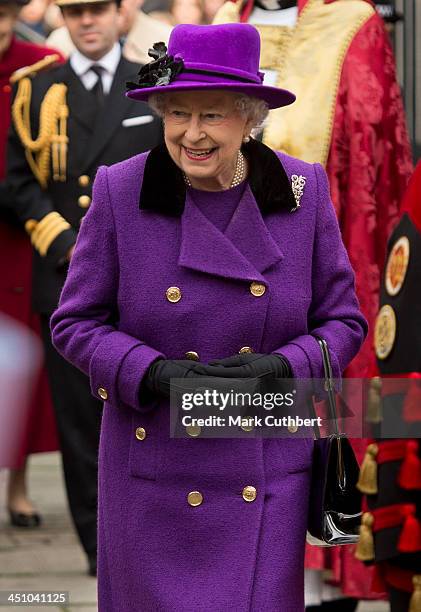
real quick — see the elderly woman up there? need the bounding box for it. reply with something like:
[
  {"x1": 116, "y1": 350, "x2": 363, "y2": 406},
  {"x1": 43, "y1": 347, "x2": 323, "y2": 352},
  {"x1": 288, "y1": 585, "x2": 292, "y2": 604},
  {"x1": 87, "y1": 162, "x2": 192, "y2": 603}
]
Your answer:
[{"x1": 51, "y1": 23, "x2": 367, "y2": 612}]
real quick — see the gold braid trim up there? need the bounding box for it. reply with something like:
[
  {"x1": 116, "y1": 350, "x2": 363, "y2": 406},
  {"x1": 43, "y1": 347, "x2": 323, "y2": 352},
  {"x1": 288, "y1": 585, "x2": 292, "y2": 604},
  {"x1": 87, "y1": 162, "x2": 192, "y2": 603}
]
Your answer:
[
  {"x1": 25, "y1": 212, "x2": 71, "y2": 257},
  {"x1": 12, "y1": 78, "x2": 68, "y2": 188}
]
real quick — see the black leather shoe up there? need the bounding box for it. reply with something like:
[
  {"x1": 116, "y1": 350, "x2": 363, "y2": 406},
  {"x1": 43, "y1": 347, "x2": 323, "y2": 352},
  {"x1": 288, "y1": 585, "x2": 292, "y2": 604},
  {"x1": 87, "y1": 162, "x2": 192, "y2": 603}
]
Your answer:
[
  {"x1": 9, "y1": 510, "x2": 42, "y2": 528},
  {"x1": 88, "y1": 557, "x2": 97, "y2": 577}
]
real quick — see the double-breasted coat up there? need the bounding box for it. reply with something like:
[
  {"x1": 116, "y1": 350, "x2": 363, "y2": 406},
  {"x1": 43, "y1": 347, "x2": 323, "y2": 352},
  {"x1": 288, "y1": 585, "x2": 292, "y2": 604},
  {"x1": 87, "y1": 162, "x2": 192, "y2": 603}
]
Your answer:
[{"x1": 51, "y1": 139, "x2": 367, "y2": 611}]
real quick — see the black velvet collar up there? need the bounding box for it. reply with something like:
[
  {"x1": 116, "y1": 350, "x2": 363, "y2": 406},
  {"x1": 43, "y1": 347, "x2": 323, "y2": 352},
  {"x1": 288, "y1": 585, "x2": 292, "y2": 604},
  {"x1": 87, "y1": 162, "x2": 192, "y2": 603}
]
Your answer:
[{"x1": 139, "y1": 137, "x2": 297, "y2": 216}]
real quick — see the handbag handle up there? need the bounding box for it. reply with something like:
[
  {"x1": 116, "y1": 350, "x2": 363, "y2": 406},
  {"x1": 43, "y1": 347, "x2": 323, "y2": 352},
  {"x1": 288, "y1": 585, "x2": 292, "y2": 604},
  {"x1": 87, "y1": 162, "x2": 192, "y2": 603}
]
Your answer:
[{"x1": 313, "y1": 335, "x2": 340, "y2": 437}]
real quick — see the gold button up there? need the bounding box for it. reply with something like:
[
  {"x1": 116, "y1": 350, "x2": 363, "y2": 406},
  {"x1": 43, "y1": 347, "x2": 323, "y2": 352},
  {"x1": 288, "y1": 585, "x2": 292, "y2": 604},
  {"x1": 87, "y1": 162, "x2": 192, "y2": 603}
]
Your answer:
[
  {"x1": 185, "y1": 351, "x2": 200, "y2": 361},
  {"x1": 98, "y1": 387, "x2": 108, "y2": 400},
  {"x1": 242, "y1": 485, "x2": 257, "y2": 502},
  {"x1": 78, "y1": 174, "x2": 90, "y2": 187},
  {"x1": 166, "y1": 286, "x2": 181, "y2": 303},
  {"x1": 135, "y1": 427, "x2": 146, "y2": 441},
  {"x1": 186, "y1": 424, "x2": 201, "y2": 437},
  {"x1": 187, "y1": 491, "x2": 203, "y2": 507},
  {"x1": 240, "y1": 419, "x2": 254, "y2": 432},
  {"x1": 287, "y1": 424, "x2": 298, "y2": 433},
  {"x1": 250, "y1": 282, "x2": 266, "y2": 297},
  {"x1": 78, "y1": 195, "x2": 91, "y2": 208},
  {"x1": 239, "y1": 346, "x2": 254, "y2": 354}
]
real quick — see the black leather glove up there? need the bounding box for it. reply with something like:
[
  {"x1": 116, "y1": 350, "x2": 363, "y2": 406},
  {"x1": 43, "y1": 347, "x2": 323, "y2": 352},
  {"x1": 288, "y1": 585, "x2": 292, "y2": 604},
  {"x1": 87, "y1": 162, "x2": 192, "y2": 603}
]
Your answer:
[
  {"x1": 144, "y1": 359, "x2": 208, "y2": 397},
  {"x1": 203, "y1": 353, "x2": 291, "y2": 379}
]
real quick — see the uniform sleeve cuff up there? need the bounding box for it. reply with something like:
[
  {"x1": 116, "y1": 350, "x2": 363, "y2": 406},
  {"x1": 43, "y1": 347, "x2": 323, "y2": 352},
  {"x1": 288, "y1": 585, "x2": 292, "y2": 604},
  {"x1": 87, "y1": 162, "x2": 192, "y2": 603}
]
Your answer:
[
  {"x1": 47, "y1": 227, "x2": 77, "y2": 268},
  {"x1": 89, "y1": 331, "x2": 165, "y2": 411}
]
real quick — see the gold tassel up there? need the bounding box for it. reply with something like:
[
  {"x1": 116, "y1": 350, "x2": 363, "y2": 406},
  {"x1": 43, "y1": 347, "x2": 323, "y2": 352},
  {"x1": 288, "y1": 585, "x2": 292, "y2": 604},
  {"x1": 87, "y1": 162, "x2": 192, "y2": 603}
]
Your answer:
[
  {"x1": 357, "y1": 443, "x2": 379, "y2": 495},
  {"x1": 212, "y1": 0, "x2": 241, "y2": 24},
  {"x1": 409, "y1": 576, "x2": 421, "y2": 612},
  {"x1": 366, "y1": 376, "x2": 382, "y2": 423},
  {"x1": 355, "y1": 512, "x2": 375, "y2": 561}
]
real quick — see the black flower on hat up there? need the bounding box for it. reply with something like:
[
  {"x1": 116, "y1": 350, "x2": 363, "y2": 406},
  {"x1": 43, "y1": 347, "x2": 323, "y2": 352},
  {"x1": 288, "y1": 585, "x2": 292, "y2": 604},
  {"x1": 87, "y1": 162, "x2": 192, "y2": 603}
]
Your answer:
[{"x1": 126, "y1": 43, "x2": 184, "y2": 90}]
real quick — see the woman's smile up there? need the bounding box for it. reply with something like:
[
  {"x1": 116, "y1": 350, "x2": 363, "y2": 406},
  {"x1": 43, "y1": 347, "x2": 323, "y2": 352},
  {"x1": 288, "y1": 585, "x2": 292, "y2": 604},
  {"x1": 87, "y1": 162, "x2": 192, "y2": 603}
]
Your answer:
[{"x1": 182, "y1": 146, "x2": 217, "y2": 162}]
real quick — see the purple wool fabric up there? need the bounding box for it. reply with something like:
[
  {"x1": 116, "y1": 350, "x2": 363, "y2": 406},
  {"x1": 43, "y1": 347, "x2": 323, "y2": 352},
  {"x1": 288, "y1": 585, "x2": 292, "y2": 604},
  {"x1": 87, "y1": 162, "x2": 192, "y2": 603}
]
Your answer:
[
  {"x1": 188, "y1": 180, "x2": 246, "y2": 232},
  {"x1": 51, "y1": 150, "x2": 367, "y2": 612}
]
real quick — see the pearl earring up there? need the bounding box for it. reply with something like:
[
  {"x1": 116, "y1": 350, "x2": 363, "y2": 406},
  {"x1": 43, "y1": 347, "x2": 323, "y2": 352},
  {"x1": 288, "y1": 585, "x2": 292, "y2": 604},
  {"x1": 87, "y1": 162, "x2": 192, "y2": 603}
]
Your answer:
[{"x1": 243, "y1": 135, "x2": 250, "y2": 143}]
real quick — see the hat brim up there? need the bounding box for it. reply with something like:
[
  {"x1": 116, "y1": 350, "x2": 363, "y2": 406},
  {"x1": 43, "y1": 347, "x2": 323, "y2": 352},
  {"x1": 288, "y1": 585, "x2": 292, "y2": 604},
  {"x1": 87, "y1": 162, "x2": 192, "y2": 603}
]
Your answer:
[{"x1": 126, "y1": 80, "x2": 295, "y2": 110}]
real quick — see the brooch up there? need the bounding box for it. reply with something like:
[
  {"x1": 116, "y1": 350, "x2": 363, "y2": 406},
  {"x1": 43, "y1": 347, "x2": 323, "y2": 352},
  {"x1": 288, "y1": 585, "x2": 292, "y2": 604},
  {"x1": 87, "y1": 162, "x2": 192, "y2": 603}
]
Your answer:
[
  {"x1": 290, "y1": 174, "x2": 306, "y2": 212},
  {"x1": 126, "y1": 42, "x2": 184, "y2": 90}
]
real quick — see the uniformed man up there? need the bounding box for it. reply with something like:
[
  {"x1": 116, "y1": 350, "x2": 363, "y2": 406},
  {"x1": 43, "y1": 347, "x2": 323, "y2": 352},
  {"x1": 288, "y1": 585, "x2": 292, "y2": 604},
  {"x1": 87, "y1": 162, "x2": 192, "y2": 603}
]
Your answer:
[
  {"x1": 356, "y1": 162, "x2": 421, "y2": 611},
  {"x1": 6, "y1": 0, "x2": 162, "y2": 575}
]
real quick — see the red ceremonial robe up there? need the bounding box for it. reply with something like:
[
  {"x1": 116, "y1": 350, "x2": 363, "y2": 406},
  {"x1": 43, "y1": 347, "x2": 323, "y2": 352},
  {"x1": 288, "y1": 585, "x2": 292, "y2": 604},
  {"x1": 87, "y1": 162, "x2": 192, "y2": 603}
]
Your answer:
[{"x1": 309, "y1": 4, "x2": 412, "y2": 600}]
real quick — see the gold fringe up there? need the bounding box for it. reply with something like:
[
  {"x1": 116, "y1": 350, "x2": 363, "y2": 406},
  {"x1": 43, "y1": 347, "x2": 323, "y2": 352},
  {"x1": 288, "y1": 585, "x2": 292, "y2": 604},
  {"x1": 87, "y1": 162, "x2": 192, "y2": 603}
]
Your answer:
[
  {"x1": 357, "y1": 443, "x2": 379, "y2": 495},
  {"x1": 410, "y1": 576, "x2": 421, "y2": 612},
  {"x1": 355, "y1": 512, "x2": 375, "y2": 561},
  {"x1": 366, "y1": 376, "x2": 382, "y2": 423}
]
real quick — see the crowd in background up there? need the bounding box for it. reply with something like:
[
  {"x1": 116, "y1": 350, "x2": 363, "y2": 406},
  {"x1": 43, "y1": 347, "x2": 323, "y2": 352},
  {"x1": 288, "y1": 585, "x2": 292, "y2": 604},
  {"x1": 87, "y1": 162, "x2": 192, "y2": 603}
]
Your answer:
[{"x1": 15, "y1": 0, "x2": 225, "y2": 40}]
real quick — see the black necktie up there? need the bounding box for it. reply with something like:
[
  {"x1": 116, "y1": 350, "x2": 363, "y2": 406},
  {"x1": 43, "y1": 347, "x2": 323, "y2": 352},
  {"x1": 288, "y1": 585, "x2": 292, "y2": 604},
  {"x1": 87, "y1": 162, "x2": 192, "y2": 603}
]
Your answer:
[{"x1": 90, "y1": 64, "x2": 105, "y2": 107}]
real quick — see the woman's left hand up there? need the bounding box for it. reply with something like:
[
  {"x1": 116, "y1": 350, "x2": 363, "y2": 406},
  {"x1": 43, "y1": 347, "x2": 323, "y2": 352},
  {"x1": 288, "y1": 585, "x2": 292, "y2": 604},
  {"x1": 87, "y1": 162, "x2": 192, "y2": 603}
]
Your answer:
[{"x1": 203, "y1": 353, "x2": 291, "y2": 379}]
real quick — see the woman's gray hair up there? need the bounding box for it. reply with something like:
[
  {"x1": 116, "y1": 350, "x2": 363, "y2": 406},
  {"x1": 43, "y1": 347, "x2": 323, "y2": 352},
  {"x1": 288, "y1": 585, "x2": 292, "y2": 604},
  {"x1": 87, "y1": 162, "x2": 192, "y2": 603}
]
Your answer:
[{"x1": 148, "y1": 92, "x2": 269, "y2": 130}]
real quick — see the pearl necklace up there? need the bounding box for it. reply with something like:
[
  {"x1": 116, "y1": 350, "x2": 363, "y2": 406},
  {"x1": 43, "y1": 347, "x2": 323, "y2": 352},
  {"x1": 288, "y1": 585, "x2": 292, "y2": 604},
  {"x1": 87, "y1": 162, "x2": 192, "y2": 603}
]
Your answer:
[{"x1": 183, "y1": 151, "x2": 246, "y2": 189}]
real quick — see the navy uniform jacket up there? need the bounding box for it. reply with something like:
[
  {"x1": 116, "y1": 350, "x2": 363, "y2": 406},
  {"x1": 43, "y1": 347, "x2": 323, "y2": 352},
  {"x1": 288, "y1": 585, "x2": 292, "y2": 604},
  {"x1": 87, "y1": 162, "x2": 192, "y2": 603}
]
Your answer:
[{"x1": 6, "y1": 55, "x2": 162, "y2": 313}]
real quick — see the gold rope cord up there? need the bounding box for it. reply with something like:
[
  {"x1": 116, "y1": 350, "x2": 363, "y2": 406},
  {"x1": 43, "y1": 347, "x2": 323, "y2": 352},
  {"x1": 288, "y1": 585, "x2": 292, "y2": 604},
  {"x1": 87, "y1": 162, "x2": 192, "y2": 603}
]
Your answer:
[{"x1": 11, "y1": 78, "x2": 68, "y2": 188}]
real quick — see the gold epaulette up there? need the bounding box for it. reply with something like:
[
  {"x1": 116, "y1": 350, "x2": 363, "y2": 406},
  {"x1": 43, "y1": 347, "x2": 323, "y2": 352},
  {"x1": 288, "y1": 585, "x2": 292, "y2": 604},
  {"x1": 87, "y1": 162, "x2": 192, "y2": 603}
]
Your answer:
[{"x1": 10, "y1": 54, "x2": 61, "y2": 84}]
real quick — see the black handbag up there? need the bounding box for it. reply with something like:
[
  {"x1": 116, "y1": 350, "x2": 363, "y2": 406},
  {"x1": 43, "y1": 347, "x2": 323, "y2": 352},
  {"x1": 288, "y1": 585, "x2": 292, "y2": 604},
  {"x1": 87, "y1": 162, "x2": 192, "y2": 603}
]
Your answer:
[{"x1": 307, "y1": 336, "x2": 362, "y2": 546}]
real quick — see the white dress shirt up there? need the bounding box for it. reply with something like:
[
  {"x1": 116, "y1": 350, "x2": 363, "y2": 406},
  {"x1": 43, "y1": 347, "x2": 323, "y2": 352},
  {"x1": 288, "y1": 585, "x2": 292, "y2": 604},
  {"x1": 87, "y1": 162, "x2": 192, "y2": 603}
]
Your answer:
[{"x1": 69, "y1": 42, "x2": 121, "y2": 95}]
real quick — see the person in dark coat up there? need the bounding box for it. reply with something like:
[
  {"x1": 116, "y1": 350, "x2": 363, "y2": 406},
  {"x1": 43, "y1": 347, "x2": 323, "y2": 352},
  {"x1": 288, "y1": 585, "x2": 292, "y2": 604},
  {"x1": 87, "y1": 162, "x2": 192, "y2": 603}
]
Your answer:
[
  {"x1": 50, "y1": 23, "x2": 367, "y2": 610},
  {"x1": 5, "y1": 0, "x2": 162, "y2": 575}
]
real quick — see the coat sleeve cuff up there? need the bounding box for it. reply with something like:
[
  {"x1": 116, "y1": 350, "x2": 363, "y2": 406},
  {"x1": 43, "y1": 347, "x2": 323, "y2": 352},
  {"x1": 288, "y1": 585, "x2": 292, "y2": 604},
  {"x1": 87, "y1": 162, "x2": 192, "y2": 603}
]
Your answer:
[
  {"x1": 272, "y1": 340, "x2": 313, "y2": 379},
  {"x1": 89, "y1": 331, "x2": 165, "y2": 412}
]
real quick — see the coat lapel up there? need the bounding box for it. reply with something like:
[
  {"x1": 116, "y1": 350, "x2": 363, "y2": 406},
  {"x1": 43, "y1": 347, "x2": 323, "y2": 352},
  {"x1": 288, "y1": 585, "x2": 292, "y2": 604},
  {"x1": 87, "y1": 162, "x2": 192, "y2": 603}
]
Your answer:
[
  {"x1": 141, "y1": 140, "x2": 294, "y2": 282},
  {"x1": 179, "y1": 187, "x2": 283, "y2": 282},
  {"x1": 84, "y1": 57, "x2": 138, "y2": 168},
  {"x1": 225, "y1": 184, "x2": 284, "y2": 273}
]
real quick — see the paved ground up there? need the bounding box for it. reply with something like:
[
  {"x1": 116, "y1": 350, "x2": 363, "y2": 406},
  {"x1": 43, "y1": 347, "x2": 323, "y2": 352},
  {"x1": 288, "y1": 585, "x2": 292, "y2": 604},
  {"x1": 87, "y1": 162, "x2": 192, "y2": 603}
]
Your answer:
[
  {"x1": 0, "y1": 453, "x2": 96, "y2": 611},
  {"x1": 0, "y1": 453, "x2": 389, "y2": 612}
]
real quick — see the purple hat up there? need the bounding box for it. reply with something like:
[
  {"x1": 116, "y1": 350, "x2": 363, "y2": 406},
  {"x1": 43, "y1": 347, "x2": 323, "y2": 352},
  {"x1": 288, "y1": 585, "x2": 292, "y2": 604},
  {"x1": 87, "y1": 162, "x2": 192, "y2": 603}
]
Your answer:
[{"x1": 126, "y1": 23, "x2": 295, "y2": 110}]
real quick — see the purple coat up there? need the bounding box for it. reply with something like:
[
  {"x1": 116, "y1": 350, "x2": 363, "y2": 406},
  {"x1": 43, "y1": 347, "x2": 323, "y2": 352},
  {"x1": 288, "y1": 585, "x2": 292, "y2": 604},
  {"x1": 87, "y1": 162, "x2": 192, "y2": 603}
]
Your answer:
[{"x1": 51, "y1": 141, "x2": 367, "y2": 612}]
